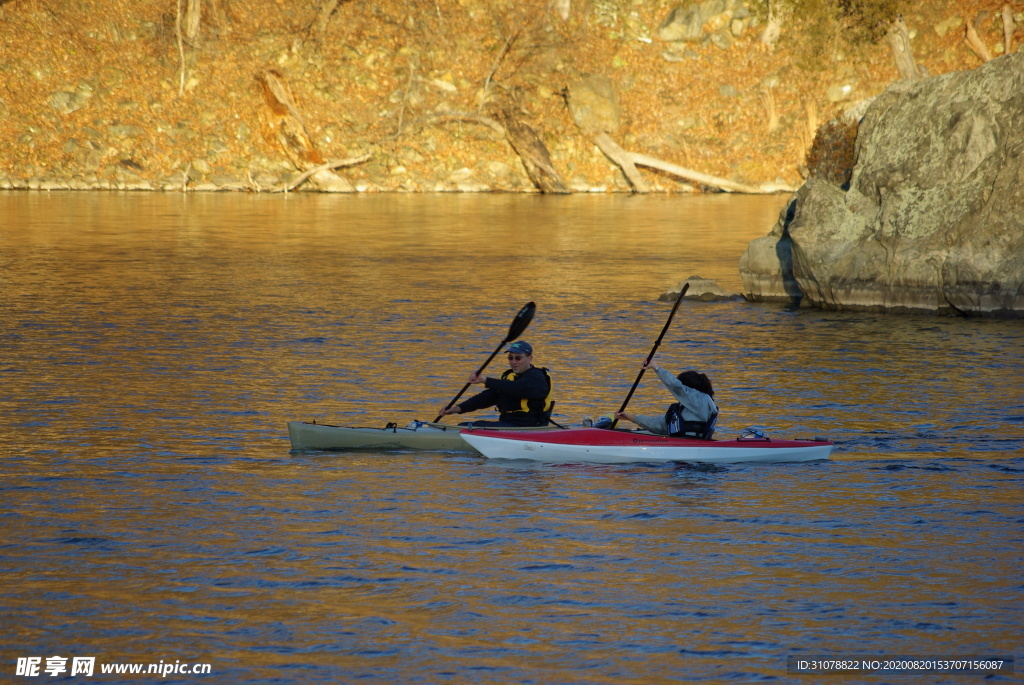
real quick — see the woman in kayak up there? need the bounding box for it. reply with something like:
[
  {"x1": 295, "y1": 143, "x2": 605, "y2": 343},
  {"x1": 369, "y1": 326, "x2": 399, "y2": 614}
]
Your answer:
[
  {"x1": 437, "y1": 341, "x2": 554, "y2": 427},
  {"x1": 615, "y1": 361, "x2": 718, "y2": 438}
]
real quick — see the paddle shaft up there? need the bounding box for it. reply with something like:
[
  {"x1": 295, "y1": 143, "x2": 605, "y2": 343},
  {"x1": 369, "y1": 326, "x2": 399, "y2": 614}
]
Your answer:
[
  {"x1": 609, "y1": 282, "x2": 689, "y2": 429},
  {"x1": 434, "y1": 344, "x2": 505, "y2": 422},
  {"x1": 434, "y1": 302, "x2": 536, "y2": 423}
]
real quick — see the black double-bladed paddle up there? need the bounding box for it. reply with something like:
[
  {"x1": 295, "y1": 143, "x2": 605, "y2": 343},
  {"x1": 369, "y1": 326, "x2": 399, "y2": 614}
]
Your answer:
[
  {"x1": 434, "y1": 301, "x2": 536, "y2": 423},
  {"x1": 608, "y1": 282, "x2": 689, "y2": 429}
]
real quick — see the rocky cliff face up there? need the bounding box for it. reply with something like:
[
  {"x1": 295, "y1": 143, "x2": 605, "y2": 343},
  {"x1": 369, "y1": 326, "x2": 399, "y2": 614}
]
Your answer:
[{"x1": 740, "y1": 52, "x2": 1024, "y2": 318}]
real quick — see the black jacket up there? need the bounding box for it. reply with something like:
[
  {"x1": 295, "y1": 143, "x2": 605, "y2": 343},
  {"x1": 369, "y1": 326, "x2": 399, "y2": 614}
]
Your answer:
[{"x1": 458, "y1": 366, "x2": 553, "y2": 426}]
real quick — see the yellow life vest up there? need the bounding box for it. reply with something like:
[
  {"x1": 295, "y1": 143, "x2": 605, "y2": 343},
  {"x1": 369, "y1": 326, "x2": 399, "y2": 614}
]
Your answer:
[{"x1": 499, "y1": 367, "x2": 554, "y2": 417}]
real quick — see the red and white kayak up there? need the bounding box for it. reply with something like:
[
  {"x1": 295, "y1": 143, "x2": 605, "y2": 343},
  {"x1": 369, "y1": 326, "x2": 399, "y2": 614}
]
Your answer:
[{"x1": 460, "y1": 427, "x2": 833, "y2": 464}]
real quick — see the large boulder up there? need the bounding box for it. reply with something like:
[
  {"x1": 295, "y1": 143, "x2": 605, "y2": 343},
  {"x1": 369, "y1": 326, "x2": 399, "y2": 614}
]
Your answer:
[
  {"x1": 740, "y1": 52, "x2": 1024, "y2": 317},
  {"x1": 738, "y1": 196, "x2": 803, "y2": 304},
  {"x1": 566, "y1": 75, "x2": 622, "y2": 135}
]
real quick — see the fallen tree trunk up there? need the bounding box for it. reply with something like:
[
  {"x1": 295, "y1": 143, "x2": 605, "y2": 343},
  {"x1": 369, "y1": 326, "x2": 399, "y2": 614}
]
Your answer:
[
  {"x1": 886, "y1": 15, "x2": 927, "y2": 79},
  {"x1": 964, "y1": 13, "x2": 994, "y2": 63},
  {"x1": 418, "y1": 110, "x2": 569, "y2": 194},
  {"x1": 592, "y1": 133, "x2": 647, "y2": 193},
  {"x1": 272, "y1": 153, "x2": 373, "y2": 193},
  {"x1": 594, "y1": 132, "x2": 794, "y2": 194},
  {"x1": 256, "y1": 70, "x2": 354, "y2": 191},
  {"x1": 494, "y1": 108, "x2": 569, "y2": 194}
]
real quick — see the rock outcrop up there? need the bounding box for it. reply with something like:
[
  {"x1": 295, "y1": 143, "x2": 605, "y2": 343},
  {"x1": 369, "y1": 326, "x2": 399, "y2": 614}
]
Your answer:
[
  {"x1": 740, "y1": 52, "x2": 1024, "y2": 318},
  {"x1": 660, "y1": 276, "x2": 742, "y2": 302}
]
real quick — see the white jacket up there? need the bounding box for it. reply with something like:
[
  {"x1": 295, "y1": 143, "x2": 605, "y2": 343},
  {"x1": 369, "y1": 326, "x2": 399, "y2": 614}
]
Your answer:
[{"x1": 629, "y1": 366, "x2": 718, "y2": 435}]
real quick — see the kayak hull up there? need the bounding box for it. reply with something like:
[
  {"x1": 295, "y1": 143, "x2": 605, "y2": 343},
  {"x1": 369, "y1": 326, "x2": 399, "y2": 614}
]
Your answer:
[
  {"x1": 460, "y1": 427, "x2": 833, "y2": 464},
  {"x1": 287, "y1": 421, "x2": 560, "y2": 453},
  {"x1": 288, "y1": 421, "x2": 469, "y2": 451}
]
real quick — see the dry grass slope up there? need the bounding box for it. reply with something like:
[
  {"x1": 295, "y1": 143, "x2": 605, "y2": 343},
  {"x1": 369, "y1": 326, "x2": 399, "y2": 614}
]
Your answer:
[{"x1": 0, "y1": 0, "x2": 1007, "y2": 192}]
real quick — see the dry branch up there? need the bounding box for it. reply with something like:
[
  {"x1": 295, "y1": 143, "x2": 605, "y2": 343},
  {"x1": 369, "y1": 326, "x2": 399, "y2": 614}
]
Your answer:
[
  {"x1": 419, "y1": 107, "x2": 787, "y2": 194},
  {"x1": 482, "y1": 31, "x2": 519, "y2": 109},
  {"x1": 257, "y1": 70, "x2": 322, "y2": 168},
  {"x1": 965, "y1": 15, "x2": 994, "y2": 62},
  {"x1": 273, "y1": 154, "x2": 372, "y2": 192},
  {"x1": 593, "y1": 133, "x2": 792, "y2": 194},
  {"x1": 1003, "y1": 4, "x2": 1016, "y2": 54},
  {"x1": 392, "y1": 61, "x2": 416, "y2": 137},
  {"x1": 496, "y1": 108, "x2": 569, "y2": 194},
  {"x1": 417, "y1": 110, "x2": 569, "y2": 193},
  {"x1": 886, "y1": 15, "x2": 925, "y2": 80},
  {"x1": 175, "y1": 0, "x2": 186, "y2": 95},
  {"x1": 183, "y1": 0, "x2": 201, "y2": 45},
  {"x1": 593, "y1": 133, "x2": 647, "y2": 193},
  {"x1": 631, "y1": 151, "x2": 791, "y2": 194},
  {"x1": 419, "y1": 111, "x2": 505, "y2": 136},
  {"x1": 208, "y1": 0, "x2": 229, "y2": 36},
  {"x1": 257, "y1": 70, "x2": 356, "y2": 191}
]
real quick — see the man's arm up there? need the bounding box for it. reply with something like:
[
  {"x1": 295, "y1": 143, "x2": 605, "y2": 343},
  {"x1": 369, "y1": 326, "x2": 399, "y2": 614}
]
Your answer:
[
  {"x1": 481, "y1": 368, "x2": 548, "y2": 399},
  {"x1": 455, "y1": 387, "x2": 498, "y2": 414}
]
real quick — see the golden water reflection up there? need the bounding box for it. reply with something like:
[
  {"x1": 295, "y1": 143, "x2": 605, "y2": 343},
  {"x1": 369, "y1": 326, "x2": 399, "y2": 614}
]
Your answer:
[{"x1": 2, "y1": 191, "x2": 1021, "y2": 450}]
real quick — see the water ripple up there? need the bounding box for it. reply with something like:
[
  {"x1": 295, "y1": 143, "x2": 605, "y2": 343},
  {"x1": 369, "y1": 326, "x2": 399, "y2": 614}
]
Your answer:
[{"x1": 1, "y1": 194, "x2": 1021, "y2": 683}]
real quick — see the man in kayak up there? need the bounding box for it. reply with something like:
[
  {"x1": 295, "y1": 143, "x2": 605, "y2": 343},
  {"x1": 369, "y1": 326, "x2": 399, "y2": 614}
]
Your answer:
[
  {"x1": 615, "y1": 361, "x2": 718, "y2": 438},
  {"x1": 438, "y1": 341, "x2": 554, "y2": 427}
]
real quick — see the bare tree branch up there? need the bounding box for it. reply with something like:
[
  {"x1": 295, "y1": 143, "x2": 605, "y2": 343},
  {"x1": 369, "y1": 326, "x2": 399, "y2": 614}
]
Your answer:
[
  {"x1": 416, "y1": 112, "x2": 506, "y2": 136},
  {"x1": 965, "y1": 13, "x2": 994, "y2": 62},
  {"x1": 257, "y1": 70, "x2": 356, "y2": 191},
  {"x1": 412, "y1": 110, "x2": 569, "y2": 193},
  {"x1": 273, "y1": 154, "x2": 373, "y2": 192},
  {"x1": 183, "y1": 0, "x2": 201, "y2": 45},
  {"x1": 495, "y1": 106, "x2": 569, "y2": 194},
  {"x1": 1003, "y1": 4, "x2": 1016, "y2": 54},
  {"x1": 593, "y1": 133, "x2": 648, "y2": 193},
  {"x1": 589, "y1": 133, "x2": 792, "y2": 194},
  {"x1": 481, "y1": 30, "x2": 520, "y2": 110},
  {"x1": 175, "y1": 0, "x2": 187, "y2": 95},
  {"x1": 886, "y1": 15, "x2": 925, "y2": 80}
]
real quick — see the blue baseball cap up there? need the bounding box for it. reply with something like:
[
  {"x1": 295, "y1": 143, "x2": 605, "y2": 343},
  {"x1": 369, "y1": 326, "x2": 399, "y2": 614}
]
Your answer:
[{"x1": 505, "y1": 341, "x2": 533, "y2": 356}]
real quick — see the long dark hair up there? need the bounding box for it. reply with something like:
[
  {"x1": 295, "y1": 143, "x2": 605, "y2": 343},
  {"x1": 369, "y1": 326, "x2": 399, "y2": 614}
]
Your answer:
[{"x1": 677, "y1": 370, "x2": 714, "y2": 398}]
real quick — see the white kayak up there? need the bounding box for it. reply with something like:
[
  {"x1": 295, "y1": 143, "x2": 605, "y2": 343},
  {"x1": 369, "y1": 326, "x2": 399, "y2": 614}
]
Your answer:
[
  {"x1": 287, "y1": 420, "x2": 559, "y2": 452},
  {"x1": 460, "y1": 427, "x2": 833, "y2": 464}
]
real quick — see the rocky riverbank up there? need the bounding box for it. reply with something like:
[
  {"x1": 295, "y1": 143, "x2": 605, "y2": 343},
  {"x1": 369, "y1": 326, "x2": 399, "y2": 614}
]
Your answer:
[
  {"x1": 0, "y1": 0, "x2": 1005, "y2": 194},
  {"x1": 739, "y1": 51, "x2": 1024, "y2": 318}
]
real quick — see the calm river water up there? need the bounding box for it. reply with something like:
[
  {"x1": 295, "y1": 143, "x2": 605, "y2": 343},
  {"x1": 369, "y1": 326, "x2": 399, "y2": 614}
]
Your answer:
[{"x1": 1, "y1": 192, "x2": 1021, "y2": 683}]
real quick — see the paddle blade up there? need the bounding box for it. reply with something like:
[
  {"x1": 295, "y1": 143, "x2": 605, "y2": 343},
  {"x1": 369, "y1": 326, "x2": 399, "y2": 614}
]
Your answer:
[
  {"x1": 433, "y1": 301, "x2": 536, "y2": 423},
  {"x1": 505, "y1": 301, "x2": 536, "y2": 343}
]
